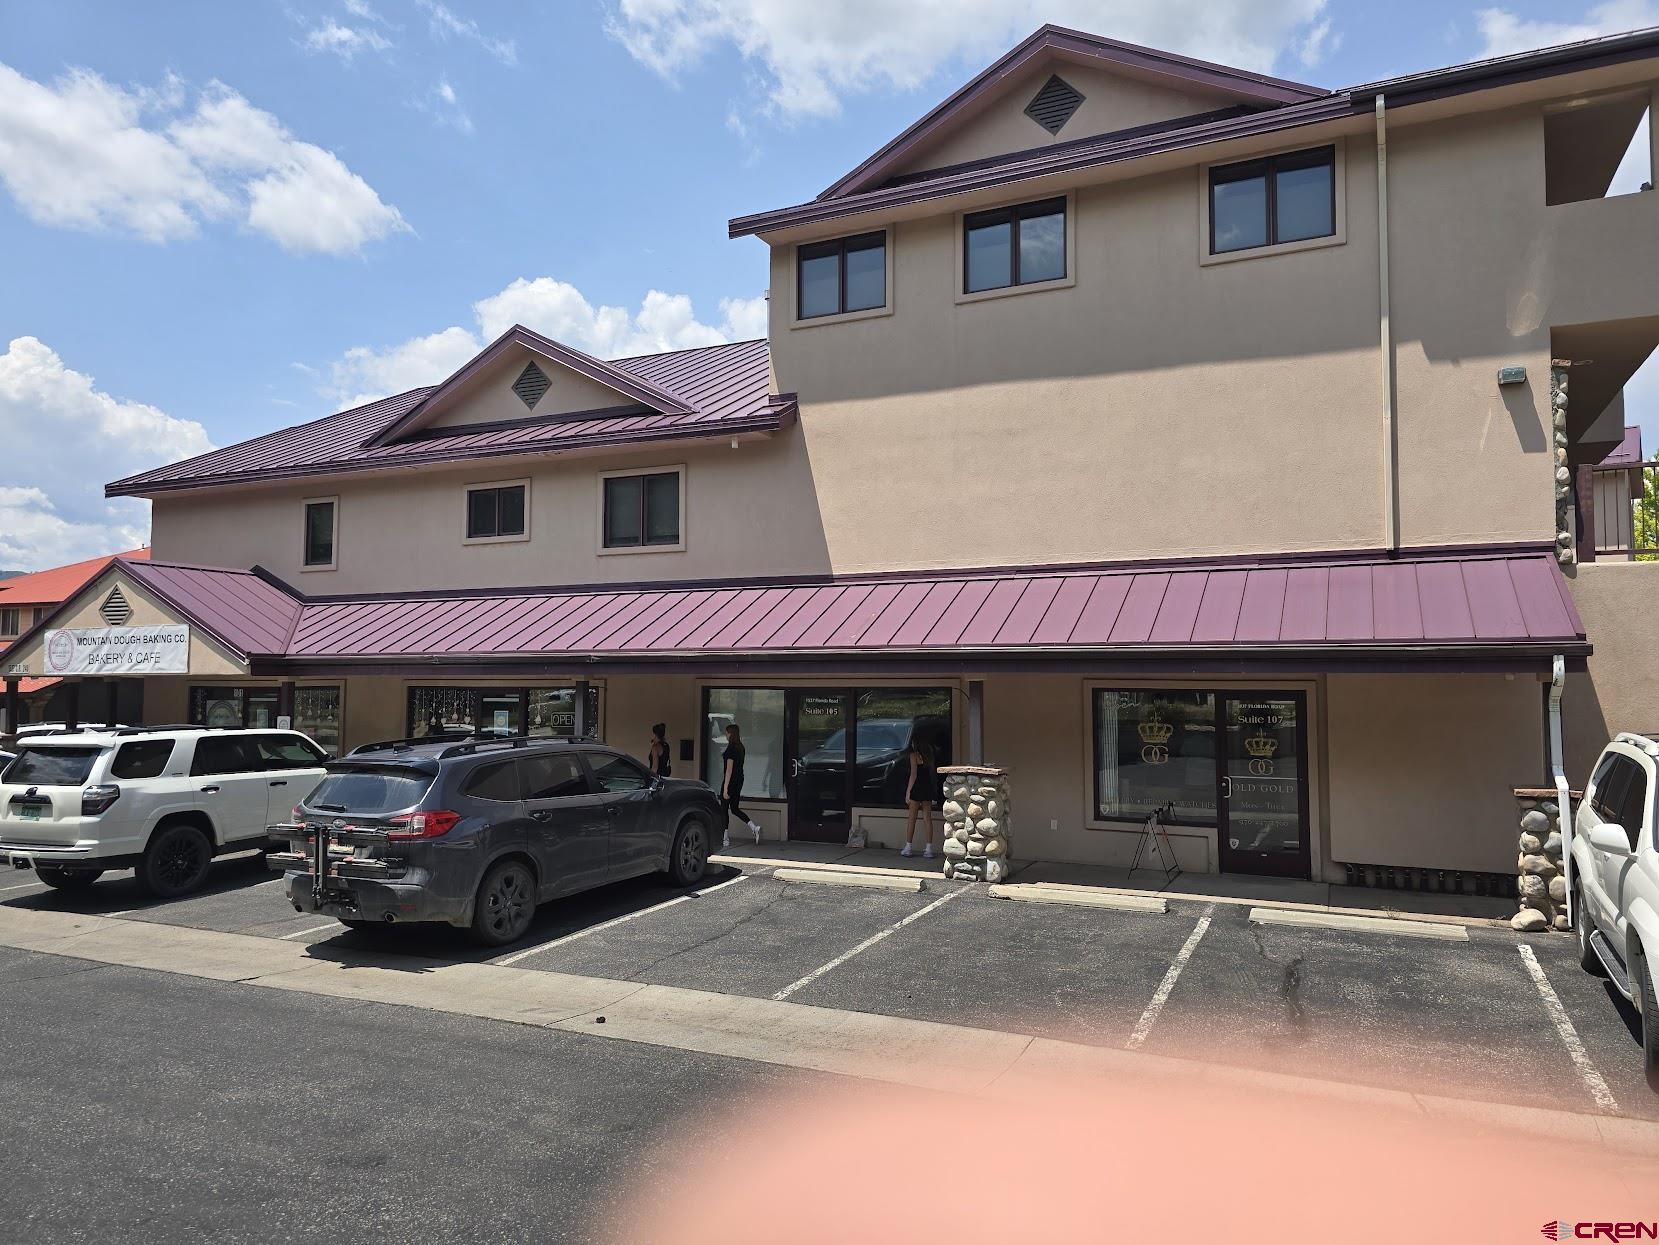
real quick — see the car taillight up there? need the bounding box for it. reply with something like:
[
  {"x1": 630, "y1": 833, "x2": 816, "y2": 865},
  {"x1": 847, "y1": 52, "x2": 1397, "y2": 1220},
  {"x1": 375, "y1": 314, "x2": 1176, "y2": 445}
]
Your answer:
[
  {"x1": 291, "y1": 804, "x2": 304, "y2": 824},
  {"x1": 386, "y1": 810, "x2": 461, "y2": 840},
  {"x1": 81, "y1": 784, "x2": 121, "y2": 816}
]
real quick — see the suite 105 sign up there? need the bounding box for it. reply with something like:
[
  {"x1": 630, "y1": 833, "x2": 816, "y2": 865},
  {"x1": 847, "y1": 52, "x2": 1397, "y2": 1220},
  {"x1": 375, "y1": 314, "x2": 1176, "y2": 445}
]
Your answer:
[{"x1": 43, "y1": 626, "x2": 190, "y2": 676}]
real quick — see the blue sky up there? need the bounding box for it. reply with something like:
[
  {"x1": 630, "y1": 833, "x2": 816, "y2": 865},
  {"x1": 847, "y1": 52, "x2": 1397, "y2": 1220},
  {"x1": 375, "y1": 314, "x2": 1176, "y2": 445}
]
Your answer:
[{"x1": 0, "y1": 0, "x2": 1652, "y2": 569}]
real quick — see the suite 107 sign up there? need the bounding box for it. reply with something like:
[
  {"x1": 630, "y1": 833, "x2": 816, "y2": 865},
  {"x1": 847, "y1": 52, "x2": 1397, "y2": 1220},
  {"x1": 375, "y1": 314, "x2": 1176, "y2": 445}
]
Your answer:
[{"x1": 43, "y1": 626, "x2": 190, "y2": 676}]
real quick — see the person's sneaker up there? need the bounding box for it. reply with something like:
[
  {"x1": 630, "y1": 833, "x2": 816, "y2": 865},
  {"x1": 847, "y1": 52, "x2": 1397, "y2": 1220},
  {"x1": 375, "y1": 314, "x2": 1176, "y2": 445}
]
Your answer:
[
  {"x1": 722, "y1": 831, "x2": 731, "y2": 849},
  {"x1": 900, "y1": 843, "x2": 914, "y2": 858},
  {"x1": 750, "y1": 821, "x2": 762, "y2": 844},
  {"x1": 922, "y1": 844, "x2": 934, "y2": 860}
]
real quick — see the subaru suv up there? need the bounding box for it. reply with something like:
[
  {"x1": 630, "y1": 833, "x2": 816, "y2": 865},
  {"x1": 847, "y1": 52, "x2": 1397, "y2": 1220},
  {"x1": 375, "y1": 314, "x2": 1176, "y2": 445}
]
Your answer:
[
  {"x1": 0, "y1": 727, "x2": 328, "y2": 898},
  {"x1": 1571, "y1": 732, "x2": 1659, "y2": 1088},
  {"x1": 272, "y1": 735, "x2": 723, "y2": 946}
]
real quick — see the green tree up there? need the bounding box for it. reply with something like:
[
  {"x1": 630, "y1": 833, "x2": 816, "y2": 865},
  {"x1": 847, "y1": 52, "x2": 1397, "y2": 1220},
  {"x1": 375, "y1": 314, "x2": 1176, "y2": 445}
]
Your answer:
[{"x1": 1634, "y1": 465, "x2": 1659, "y2": 561}]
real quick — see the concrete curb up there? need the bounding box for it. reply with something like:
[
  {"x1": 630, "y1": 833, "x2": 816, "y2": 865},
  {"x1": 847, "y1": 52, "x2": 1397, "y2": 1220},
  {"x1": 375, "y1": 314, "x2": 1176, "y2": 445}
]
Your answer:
[
  {"x1": 1249, "y1": 907, "x2": 1470, "y2": 942},
  {"x1": 3, "y1": 906, "x2": 1653, "y2": 1159},
  {"x1": 989, "y1": 884, "x2": 1168, "y2": 913},
  {"x1": 774, "y1": 868, "x2": 925, "y2": 892}
]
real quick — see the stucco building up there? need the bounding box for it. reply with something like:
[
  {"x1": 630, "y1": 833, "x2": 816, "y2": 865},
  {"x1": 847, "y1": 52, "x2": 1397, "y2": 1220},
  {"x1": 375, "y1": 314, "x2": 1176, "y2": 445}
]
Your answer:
[{"x1": 7, "y1": 25, "x2": 1659, "y2": 891}]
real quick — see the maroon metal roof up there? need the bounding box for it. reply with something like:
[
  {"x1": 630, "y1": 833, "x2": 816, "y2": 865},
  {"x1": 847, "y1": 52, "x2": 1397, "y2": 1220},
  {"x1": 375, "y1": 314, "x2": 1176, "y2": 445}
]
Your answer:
[
  {"x1": 1604, "y1": 425, "x2": 1644, "y2": 466},
  {"x1": 93, "y1": 549, "x2": 1585, "y2": 670},
  {"x1": 107, "y1": 337, "x2": 789, "y2": 498},
  {"x1": 730, "y1": 26, "x2": 1659, "y2": 239}
]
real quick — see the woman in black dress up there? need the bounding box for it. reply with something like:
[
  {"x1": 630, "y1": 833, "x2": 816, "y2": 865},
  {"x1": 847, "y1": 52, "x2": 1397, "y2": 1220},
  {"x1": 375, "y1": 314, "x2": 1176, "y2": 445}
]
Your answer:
[
  {"x1": 721, "y1": 723, "x2": 761, "y2": 848},
  {"x1": 900, "y1": 737, "x2": 937, "y2": 859},
  {"x1": 648, "y1": 723, "x2": 671, "y2": 778}
]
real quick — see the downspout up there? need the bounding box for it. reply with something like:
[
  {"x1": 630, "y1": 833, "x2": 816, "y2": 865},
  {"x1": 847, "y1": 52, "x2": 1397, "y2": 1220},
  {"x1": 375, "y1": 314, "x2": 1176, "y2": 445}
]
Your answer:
[
  {"x1": 1376, "y1": 95, "x2": 1399, "y2": 553},
  {"x1": 1549, "y1": 654, "x2": 1575, "y2": 925}
]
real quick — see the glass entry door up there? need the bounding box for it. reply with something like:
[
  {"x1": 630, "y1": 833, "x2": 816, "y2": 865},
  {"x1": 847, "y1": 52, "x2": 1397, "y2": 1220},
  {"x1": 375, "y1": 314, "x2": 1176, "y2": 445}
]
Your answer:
[
  {"x1": 1217, "y1": 693, "x2": 1309, "y2": 877},
  {"x1": 787, "y1": 690, "x2": 853, "y2": 843}
]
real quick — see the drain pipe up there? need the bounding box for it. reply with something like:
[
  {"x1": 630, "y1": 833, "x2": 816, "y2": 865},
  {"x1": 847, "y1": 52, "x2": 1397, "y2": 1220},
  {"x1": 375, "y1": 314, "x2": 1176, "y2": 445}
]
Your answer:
[
  {"x1": 1376, "y1": 95, "x2": 1399, "y2": 553},
  {"x1": 1549, "y1": 654, "x2": 1575, "y2": 925}
]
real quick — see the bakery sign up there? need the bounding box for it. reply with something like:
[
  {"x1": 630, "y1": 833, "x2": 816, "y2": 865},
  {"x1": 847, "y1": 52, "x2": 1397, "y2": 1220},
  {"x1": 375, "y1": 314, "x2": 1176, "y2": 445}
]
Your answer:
[{"x1": 42, "y1": 625, "x2": 190, "y2": 676}]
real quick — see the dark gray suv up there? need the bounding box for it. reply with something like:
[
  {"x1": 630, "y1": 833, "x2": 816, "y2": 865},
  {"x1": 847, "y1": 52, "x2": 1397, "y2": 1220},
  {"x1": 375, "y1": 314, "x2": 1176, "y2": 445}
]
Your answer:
[{"x1": 271, "y1": 736, "x2": 723, "y2": 946}]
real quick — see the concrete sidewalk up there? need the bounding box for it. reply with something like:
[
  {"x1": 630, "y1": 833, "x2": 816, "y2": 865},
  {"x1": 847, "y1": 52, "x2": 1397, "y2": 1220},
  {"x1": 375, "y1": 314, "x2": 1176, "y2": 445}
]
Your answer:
[{"x1": 711, "y1": 841, "x2": 1513, "y2": 924}]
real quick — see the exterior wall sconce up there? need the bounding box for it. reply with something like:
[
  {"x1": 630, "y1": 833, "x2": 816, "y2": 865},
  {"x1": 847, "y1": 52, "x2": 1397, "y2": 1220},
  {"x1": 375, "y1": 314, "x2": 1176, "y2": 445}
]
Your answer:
[{"x1": 1498, "y1": 366, "x2": 1527, "y2": 386}]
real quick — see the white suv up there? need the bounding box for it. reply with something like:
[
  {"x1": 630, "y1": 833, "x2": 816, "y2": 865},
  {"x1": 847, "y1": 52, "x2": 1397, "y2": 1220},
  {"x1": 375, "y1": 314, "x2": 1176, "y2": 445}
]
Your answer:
[
  {"x1": 0, "y1": 727, "x2": 328, "y2": 898},
  {"x1": 1572, "y1": 732, "x2": 1659, "y2": 1088}
]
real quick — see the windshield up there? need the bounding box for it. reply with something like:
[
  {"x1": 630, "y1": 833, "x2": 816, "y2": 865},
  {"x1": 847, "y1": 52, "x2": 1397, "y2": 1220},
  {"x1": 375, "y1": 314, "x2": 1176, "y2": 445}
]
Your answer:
[
  {"x1": 4, "y1": 746, "x2": 103, "y2": 787},
  {"x1": 305, "y1": 767, "x2": 434, "y2": 816}
]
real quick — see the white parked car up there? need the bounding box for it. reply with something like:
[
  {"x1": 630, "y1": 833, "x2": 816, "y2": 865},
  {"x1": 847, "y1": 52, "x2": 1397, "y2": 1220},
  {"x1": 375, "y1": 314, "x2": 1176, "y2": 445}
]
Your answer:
[
  {"x1": 0, "y1": 727, "x2": 328, "y2": 898},
  {"x1": 1572, "y1": 732, "x2": 1659, "y2": 1088}
]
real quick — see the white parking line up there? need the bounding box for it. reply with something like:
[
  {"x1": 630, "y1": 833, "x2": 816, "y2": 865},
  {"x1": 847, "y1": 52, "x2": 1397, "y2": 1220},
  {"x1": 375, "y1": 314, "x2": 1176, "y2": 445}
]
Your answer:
[
  {"x1": 1126, "y1": 905, "x2": 1213, "y2": 1050},
  {"x1": 0, "y1": 880, "x2": 44, "y2": 895},
  {"x1": 1517, "y1": 943, "x2": 1619, "y2": 1113},
  {"x1": 279, "y1": 921, "x2": 342, "y2": 941},
  {"x1": 771, "y1": 886, "x2": 966, "y2": 1002},
  {"x1": 494, "y1": 873, "x2": 749, "y2": 968}
]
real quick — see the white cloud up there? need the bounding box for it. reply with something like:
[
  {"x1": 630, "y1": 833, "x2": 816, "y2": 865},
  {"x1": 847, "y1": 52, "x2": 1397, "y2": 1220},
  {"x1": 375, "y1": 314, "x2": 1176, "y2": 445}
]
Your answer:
[
  {"x1": 0, "y1": 62, "x2": 407, "y2": 255},
  {"x1": 417, "y1": 0, "x2": 517, "y2": 65},
  {"x1": 0, "y1": 337, "x2": 213, "y2": 570},
  {"x1": 1475, "y1": 0, "x2": 1659, "y2": 58},
  {"x1": 606, "y1": 0, "x2": 1330, "y2": 121},
  {"x1": 1296, "y1": 16, "x2": 1341, "y2": 67},
  {"x1": 326, "y1": 279, "x2": 768, "y2": 408},
  {"x1": 426, "y1": 77, "x2": 474, "y2": 133},
  {"x1": 303, "y1": 19, "x2": 393, "y2": 61}
]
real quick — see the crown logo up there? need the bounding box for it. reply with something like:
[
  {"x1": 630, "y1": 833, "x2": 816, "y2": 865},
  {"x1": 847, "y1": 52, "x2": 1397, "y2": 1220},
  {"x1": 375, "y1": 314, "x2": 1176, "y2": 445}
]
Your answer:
[
  {"x1": 1244, "y1": 730, "x2": 1278, "y2": 759},
  {"x1": 1138, "y1": 716, "x2": 1174, "y2": 746}
]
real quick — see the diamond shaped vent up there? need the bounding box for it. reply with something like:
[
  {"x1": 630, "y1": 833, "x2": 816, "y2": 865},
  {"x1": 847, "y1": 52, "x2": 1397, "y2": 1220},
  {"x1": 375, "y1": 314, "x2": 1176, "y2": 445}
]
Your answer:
[
  {"x1": 512, "y1": 361, "x2": 552, "y2": 410},
  {"x1": 1024, "y1": 74, "x2": 1085, "y2": 136},
  {"x1": 101, "y1": 585, "x2": 132, "y2": 627}
]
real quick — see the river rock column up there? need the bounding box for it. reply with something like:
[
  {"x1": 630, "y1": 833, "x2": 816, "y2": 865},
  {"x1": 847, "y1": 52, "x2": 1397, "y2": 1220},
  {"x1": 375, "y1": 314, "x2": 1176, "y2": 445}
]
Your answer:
[
  {"x1": 1511, "y1": 787, "x2": 1572, "y2": 932},
  {"x1": 939, "y1": 766, "x2": 1010, "y2": 882},
  {"x1": 1552, "y1": 363, "x2": 1574, "y2": 566}
]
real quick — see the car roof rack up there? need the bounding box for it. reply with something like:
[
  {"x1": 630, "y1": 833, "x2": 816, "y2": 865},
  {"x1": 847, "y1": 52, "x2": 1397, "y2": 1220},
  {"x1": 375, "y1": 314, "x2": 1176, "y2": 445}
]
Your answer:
[
  {"x1": 347, "y1": 732, "x2": 470, "y2": 756},
  {"x1": 110, "y1": 724, "x2": 207, "y2": 736}
]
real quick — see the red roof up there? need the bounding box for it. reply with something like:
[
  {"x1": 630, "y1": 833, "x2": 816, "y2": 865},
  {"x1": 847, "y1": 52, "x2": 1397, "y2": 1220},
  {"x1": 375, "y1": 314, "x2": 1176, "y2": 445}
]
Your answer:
[
  {"x1": 40, "y1": 548, "x2": 1584, "y2": 671},
  {"x1": 108, "y1": 335, "x2": 791, "y2": 498},
  {"x1": 0, "y1": 548, "x2": 150, "y2": 606}
]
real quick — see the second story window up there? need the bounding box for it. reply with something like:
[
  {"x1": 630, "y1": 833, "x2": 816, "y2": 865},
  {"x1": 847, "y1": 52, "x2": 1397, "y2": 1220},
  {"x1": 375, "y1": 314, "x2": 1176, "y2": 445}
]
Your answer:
[
  {"x1": 603, "y1": 469, "x2": 681, "y2": 550},
  {"x1": 1210, "y1": 146, "x2": 1335, "y2": 255},
  {"x1": 466, "y1": 482, "x2": 528, "y2": 542},
  {"x1": 964, "y1": 197, "x2": 1066, "y2": 293},
  {"x1": 797, "y1": 231, "x2": 886, "y2": 319},
  {"x1": 303, "y1": 498, "x2": 336, "y2": 569},
  {"x1": 0, "y1": 607, "x2": 19, "y2": 636}
]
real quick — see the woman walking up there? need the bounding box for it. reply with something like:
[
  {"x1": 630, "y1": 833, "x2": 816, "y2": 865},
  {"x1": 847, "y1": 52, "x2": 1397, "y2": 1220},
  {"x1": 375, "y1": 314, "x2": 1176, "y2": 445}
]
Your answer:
[
  {"x1": 721, "y1": 722, "x2": 761, "y2": 848},
  {"x1": 900, "y1": 736, "x2": 938, "y2": 859},
  {"x1": 648, "y1": 722, "x2": 671, "y2": 778}
]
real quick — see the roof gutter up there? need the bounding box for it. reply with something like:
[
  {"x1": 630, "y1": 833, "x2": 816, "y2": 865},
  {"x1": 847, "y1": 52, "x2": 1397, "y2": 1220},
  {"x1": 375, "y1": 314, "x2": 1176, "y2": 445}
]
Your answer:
[{"x1": 1376, "y1": 94, "x2": 1399, "y2": 554}]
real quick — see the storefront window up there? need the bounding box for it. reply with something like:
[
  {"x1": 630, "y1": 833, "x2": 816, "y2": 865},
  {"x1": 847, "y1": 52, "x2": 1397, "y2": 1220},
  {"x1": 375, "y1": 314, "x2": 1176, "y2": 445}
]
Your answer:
[
  {"x1": 188, "y1": 684, "x2": 342, "y2": 752},
  {"x1": 408, "y1": 686, "x2": 602, "y2": 740},
  {"x1": 293, "y1": 687, "x2": 342, "y2": 755},
  {"x1": 852, "y1": 688, "x2": 952, "y2": 807},
  {"x1": 190, "y1": 686, "x2": 245, "y2": 730},
  {"x1": 703, "y1": 688, "x2": 787, "y2": 799},
  {"x1": 1093, "y1": 689, "x2": 1217, "y2": 826}
]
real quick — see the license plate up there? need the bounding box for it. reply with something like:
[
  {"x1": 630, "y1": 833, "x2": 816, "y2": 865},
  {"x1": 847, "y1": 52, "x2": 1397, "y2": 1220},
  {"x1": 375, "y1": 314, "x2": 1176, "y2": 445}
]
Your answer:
[{"x1": 18, "y1": 805, "x2": 41, "y2": 822}]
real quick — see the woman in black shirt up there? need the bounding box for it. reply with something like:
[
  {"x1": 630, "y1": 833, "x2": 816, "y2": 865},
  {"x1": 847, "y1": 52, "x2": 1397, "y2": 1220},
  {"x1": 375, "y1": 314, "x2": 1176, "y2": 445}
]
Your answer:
[
  {"x1": 721, "y1": 723, "x2": 761, "y2": 847},
  {"x1": 648, "y1": 722, "x2": 671, "y2": 778}
]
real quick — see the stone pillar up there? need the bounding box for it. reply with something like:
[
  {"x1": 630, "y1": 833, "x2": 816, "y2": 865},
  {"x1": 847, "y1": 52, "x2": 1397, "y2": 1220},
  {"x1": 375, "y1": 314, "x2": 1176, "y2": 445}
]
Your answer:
[
  {"x1": 1551, "y1": 363, "x2": 1575, "y2": 566},
  {"x1": 939, "y1": 765, "x2": 1010, "y2": 882},
  {"x1": 1510, "y1": 787, "x2": 1577, "y2": 932}
]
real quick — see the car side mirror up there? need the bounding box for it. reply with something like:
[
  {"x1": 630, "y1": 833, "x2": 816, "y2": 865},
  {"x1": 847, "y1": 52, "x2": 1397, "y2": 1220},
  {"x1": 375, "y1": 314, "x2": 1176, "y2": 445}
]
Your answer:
[{"x1": 1587, "y1": 824, "x2": 1633, "y2": 856}]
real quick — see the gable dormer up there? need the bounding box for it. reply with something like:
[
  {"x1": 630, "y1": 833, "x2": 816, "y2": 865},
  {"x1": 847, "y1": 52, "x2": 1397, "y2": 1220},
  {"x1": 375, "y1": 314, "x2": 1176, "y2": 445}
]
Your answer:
[
  {"x1": 365, "y1": 325, "x2": 695, "y2": 447},
  {"x1": 820, "y1": 25, "x2": 1324, "y2": 198}
]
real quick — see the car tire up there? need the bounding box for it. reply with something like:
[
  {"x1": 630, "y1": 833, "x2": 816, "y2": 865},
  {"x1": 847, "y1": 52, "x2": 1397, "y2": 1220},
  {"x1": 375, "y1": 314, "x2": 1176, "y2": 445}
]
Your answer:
[
  {"x1": 1635, "y1": 943, "x2": 1659, "y2": 1092},
  {"x1": 137, "y1": 822, "x2": 213, "y2": 899},
  {"x1": 469, "y1": 860, "x2": 536, "y2": 947},
  {"x1": 34, "y1": 866, "x2": 104, "y2": 892},
  {"x1": 1576, "y1": 886, "x2": 1604, "y2": 975},
  {"x1": 667, "y1": 817, "x2": 710, "y2": 887}
]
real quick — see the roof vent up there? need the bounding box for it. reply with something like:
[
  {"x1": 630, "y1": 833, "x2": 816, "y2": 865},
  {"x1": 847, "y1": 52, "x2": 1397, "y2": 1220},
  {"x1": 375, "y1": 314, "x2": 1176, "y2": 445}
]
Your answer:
[
  {"x1": 101, "y1": 585, "x2": 132, "y2": 627},
  {"x1": 1024, "y1": 74, "x2": 1085, "y2": 136},
  {"x1": 512, "y1": 361, "x2": 552, "y2": 411}
]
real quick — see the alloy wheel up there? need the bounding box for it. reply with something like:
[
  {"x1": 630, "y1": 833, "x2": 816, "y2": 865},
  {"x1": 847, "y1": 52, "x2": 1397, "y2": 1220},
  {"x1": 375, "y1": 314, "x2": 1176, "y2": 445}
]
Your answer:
[
  {"x1": 482, "y1": 866, "x2": 532, "y2": 939},
  {"x1": 678, "y1": 822, "x2": 707, "y2": 882},
  {"x1": 155, "y1": 829, "x2": 208, "y2": 892}
]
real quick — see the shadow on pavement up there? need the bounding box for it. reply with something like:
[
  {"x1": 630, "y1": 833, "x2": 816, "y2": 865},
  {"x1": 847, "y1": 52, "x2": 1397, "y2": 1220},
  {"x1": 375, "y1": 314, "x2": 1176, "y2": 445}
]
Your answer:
[{"x1": 1, "y1": 851, "x2": 275, "y2": 916}]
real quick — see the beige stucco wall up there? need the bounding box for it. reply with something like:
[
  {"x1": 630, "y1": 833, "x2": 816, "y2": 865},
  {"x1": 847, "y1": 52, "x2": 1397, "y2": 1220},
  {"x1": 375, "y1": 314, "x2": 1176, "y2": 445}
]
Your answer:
[
  {"x1": 1325, "y1": 672, "x2": 1544, "y2": 874},
  {"x1": 1562, "y1": 561, "x2": 1659, "y2": 783},
  {"x1": 149, "y1": 434, "x2": 834, "y2": 593},
  {"x1": 890, "y1": 60, "x2": 1233, "y2": 179}
]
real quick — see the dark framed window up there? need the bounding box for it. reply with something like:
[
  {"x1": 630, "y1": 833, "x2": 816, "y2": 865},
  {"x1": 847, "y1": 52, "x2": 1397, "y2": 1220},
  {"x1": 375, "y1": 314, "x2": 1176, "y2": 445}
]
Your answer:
[
  {"x1": 964, "y1": 197, "x2": 1066, "y2": 293},
  {"x1": 797, "y1": 231, "x2": 886, "y2": 319},
  {"x1": 188, "y1": 685, "x2": 341, "y2": 742},
  {"x1": 1093, "y1": 690, "x2": 1219, "y2": 826},
  {"x1": 408, "y1": 686, "x2": 601, "y2": 740},
  {"x1": 603, "y1": 471, "x2": 680, "y2": 548},
  {"x1": 0, "y1": 607, "x2": 19, "y2": 636},
  {"x1": 303, "y1": 499, "x2": 335, "y2": 567},
  {"x1": 466, "y1": 483, "x2": 527, "y2": 540},
  {"x1": 1209, "y1": 146, "x2": 1335, "y2": 255}
]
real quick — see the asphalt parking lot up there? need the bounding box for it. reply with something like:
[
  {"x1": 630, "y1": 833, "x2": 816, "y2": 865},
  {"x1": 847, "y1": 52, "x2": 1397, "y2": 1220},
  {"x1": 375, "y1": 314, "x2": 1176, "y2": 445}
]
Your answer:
[{"x1": 2, "y1": 852, "x2": 1653, "y2": 1120}]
